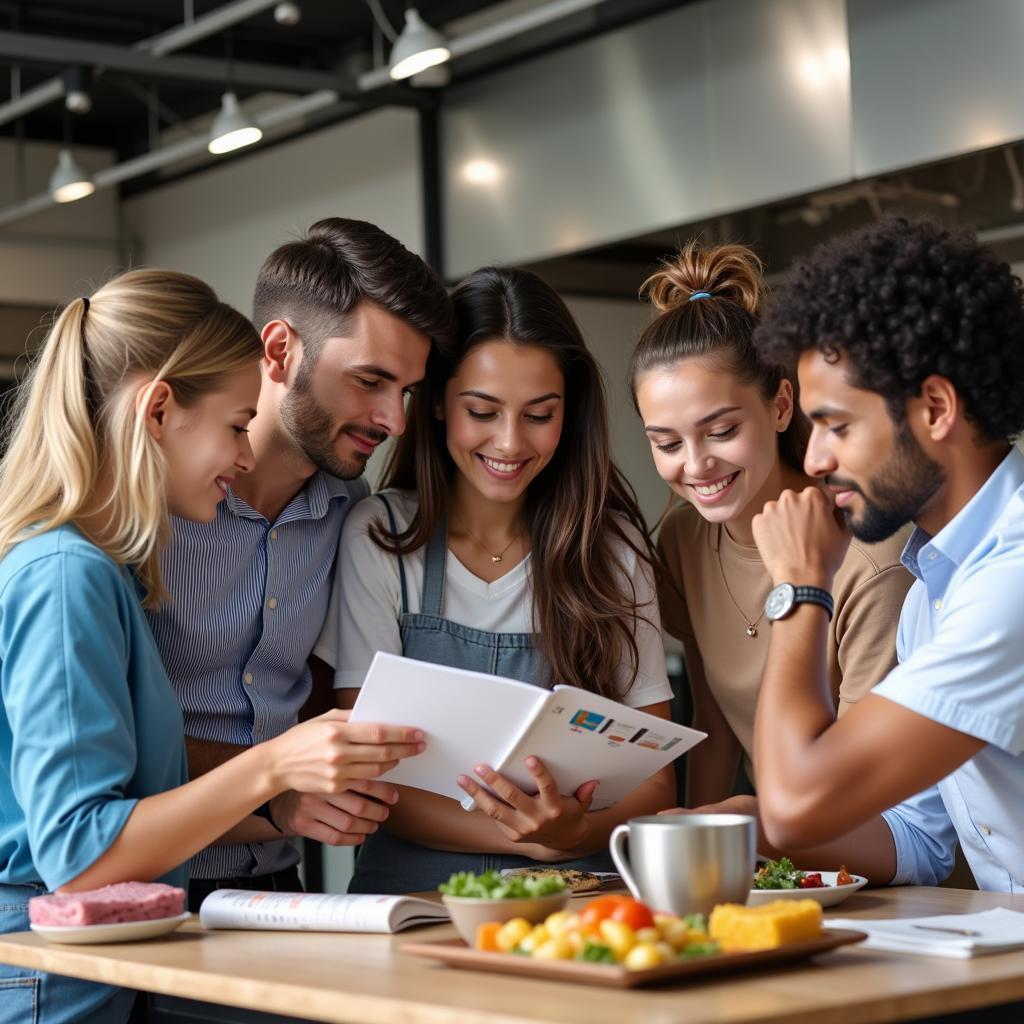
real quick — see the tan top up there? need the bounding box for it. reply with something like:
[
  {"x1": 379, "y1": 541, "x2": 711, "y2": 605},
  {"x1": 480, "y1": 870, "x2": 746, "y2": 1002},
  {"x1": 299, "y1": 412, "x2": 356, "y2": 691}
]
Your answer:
[{"x1": 657, "y1": 502, "x2": 913, "y2": 774}]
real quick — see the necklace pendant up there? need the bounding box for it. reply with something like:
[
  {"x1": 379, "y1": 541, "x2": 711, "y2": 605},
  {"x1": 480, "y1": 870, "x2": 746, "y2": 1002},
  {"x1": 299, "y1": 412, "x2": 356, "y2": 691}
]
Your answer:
[
  {"x1": 746, "y1": 624, "x2": 758, "y2": 638},
  {"x1": 491, "y1": 554, "x2": 502, "y2": 563}
]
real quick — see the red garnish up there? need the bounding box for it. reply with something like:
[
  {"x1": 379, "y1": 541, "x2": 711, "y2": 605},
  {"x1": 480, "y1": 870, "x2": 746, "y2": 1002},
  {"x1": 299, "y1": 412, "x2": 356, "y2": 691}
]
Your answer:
[{"x1": 798, "y1": 873, "x2": 825, "y2": 888}]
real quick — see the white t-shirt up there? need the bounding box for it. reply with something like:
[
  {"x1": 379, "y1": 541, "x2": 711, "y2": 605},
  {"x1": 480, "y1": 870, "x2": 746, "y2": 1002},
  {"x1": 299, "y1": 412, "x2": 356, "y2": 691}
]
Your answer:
[{"x1": 315, "y1": 490, "x2": 673, "y2": 709}]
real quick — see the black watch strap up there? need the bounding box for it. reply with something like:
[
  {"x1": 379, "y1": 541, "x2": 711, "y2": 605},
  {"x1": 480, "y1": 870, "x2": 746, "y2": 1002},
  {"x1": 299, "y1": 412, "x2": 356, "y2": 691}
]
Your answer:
[
  {"x1": 792, "y1": 585, "x2": 835, "y2": 621},
  {"x1": 765, "y1": 582, "x2": 835, "y2": 623},
  {"x1": 253, "y1": 800, "x2": 283, "y2": 833}
]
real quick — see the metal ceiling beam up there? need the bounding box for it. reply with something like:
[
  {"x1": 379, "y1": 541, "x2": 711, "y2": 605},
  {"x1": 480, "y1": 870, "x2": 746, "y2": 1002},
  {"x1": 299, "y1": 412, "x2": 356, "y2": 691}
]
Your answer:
[
  {"x1": 143, "y1": 0, "x2": 281, "y2": 58},
  {"x1": 0, "y1": 0, "x2": 281, "y2": 127},
  {"x1": 0, "y1": 88, "x2": 349, "y2": 230},
  {"x1": 0, "y1": 29, "x2": 351, "y2": 95}
]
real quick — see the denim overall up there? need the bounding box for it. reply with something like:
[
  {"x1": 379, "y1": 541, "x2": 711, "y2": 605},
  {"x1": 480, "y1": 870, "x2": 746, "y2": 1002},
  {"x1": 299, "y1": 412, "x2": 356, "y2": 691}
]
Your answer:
[{"x1": 347, "y1": 498, "x2": 614, "y2": 894}]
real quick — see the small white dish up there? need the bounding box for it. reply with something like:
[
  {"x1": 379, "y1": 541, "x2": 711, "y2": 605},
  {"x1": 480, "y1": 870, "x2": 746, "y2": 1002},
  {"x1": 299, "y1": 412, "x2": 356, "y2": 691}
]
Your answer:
[
  {"x1": 747, "y1": 872, "x2": 867, "y2": 909},
  {"x1": 30, "y1": 911, "x2": 191, "y2": 945}
]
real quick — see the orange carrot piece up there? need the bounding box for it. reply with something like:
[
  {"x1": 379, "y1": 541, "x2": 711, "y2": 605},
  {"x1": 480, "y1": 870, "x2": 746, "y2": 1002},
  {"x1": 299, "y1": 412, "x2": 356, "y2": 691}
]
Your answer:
[{"x1": 475, "y1": 921, "x2": 502, "y2": 952}]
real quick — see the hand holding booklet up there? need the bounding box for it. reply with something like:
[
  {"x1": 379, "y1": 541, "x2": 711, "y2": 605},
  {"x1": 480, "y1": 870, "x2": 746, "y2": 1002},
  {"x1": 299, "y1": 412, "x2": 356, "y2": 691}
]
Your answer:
[
  {"x1": 349, "y1": 652, "x2": 705, "y2": 811},
  {"x1": 199, "y1": 889, "x2": 448, "y2": 934}
]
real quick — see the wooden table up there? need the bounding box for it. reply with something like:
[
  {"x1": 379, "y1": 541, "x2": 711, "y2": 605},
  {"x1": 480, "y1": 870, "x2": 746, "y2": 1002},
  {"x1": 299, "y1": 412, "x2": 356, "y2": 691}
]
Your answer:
[{"x1": 2, "y1": 887, "x2": 1023, "y2": 1024}]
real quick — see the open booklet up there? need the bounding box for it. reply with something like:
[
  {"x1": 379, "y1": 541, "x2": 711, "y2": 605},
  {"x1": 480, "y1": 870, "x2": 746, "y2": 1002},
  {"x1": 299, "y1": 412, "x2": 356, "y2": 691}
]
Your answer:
[
  {"x1": 826, "y1": 907, "x2": 1024, "y2": 958},
  {"x1": 349, "y1": 652, "x2": 705, "y2": 811},
  {"x1": 199, "y1": 889, "x2": 449, "y2": 934}
]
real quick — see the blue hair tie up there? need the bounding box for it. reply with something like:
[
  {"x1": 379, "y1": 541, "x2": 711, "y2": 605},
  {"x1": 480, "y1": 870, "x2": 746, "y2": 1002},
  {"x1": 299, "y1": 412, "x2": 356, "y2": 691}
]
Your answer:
[{"x1": 688, "y1": 291, "x2": 712, "y2": 302}]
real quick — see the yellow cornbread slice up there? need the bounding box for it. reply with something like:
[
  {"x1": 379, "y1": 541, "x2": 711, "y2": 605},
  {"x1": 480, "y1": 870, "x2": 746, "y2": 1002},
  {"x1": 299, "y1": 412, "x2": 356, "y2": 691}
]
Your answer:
[{"x1": 708, "y1": 899, "x2": 823, "y2": 952}]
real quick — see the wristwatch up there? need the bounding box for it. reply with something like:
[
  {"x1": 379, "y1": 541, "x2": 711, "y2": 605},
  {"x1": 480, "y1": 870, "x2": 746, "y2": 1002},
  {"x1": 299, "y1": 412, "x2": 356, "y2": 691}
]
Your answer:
[
  {"x1": 764, "y1": 582, "x2": 835, "y2": 623},
  {"x1": 253, "y1": 800, "x2": 283, "y2": 833}
]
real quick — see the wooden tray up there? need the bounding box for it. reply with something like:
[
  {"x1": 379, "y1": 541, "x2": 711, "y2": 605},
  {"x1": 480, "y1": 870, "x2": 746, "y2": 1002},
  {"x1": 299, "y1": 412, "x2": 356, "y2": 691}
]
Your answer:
[{"x1": 403, "y1": 929, "x2": 866, "y2": 989}]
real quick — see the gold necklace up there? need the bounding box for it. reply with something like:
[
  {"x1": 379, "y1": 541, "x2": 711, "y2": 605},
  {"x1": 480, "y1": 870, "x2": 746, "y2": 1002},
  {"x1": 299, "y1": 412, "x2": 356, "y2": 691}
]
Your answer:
[
  {"x1": 715, "y1": 531, "x2": 767, "y2": 638},
  {"x1": 452, "y1": 512, "x2": 525, "y2": 564}
]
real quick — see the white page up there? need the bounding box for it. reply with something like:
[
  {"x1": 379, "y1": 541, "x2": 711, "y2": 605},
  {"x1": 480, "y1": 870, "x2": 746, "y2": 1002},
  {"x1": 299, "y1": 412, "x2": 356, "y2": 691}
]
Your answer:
[
  {"x1": 199, "y1": 889, "x2": 448, "y2": 933},
  {"x1": 826, "y1": 908, "x2": 1024, "y2": 958},
  {"x1": 494, "y1": 686, "x2": 705, "y2": 809},
  {"x1": 349, "y1": 652, "x2": 549, "y2": 805}
]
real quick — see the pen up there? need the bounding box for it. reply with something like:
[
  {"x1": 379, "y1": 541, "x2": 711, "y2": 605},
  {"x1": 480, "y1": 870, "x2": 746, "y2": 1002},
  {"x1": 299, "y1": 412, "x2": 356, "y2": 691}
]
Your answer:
[{"x1": 910, "y1": 924, "x2": 982, "y2": 937}]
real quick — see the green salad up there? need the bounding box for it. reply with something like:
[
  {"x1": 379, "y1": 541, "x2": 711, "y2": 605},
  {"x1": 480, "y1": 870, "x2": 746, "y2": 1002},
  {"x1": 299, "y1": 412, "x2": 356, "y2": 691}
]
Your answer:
[
  {"x1": 439, "y1": 870, "x2": 566, "y2": 899},
  {"x1": 752, "y1": 857, "x2": 805, "y2": 890}
]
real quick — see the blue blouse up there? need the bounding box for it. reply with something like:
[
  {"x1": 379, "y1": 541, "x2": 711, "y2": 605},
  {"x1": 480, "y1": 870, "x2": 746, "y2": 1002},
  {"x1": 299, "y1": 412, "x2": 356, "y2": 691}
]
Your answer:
[{"x1": 0, "y1": 525, "x2": 188, "y2": 890}]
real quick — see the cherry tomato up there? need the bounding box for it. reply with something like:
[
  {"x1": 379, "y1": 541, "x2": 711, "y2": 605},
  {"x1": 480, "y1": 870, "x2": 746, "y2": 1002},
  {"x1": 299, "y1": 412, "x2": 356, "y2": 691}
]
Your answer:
[
  {"x1": 798, "y1": 873, "x2": 825, "y2": 889},
  {"x1": 579, "y1": 895, "x2": 628, "y2": 930},
  {"x1": 609, "y1": 898, "x2": 656, "y2": 931}
]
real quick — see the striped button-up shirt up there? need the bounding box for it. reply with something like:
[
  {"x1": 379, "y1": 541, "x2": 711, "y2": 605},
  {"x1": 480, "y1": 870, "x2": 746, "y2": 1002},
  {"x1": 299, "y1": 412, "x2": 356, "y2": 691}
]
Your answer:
[{"x1": 148, "y1": 471, "x2": 368, "y2": 880}]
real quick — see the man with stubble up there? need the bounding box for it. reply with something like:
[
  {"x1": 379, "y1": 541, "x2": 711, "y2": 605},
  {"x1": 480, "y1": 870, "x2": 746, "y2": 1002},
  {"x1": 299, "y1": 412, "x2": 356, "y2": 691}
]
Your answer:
[{"x1": 148, "y1": 218, "x2": 454, "y2": 911}]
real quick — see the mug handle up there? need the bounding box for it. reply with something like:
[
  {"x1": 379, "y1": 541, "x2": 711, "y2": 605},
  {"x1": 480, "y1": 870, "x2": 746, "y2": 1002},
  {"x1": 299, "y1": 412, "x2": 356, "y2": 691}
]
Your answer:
[{"x1": 609, "y1": 824, "x2": 642, "y2": 901}]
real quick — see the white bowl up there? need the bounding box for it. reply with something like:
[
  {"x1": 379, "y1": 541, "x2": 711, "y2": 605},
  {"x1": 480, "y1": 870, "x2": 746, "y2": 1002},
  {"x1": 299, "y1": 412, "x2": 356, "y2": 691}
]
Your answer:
[
  {"x1": 441, "y1": 891, "x2": 570, "y2": 946},
  {"x1": 747, "y1": 871, "x2": 868, "y2": 908}
]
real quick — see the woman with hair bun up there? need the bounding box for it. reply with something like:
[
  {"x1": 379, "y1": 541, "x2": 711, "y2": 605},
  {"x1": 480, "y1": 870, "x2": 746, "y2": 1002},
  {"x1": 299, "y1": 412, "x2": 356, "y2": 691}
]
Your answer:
[
  {"x1": 629, "y1": 242, "x2": 912, "y2": 809},
  {"x1": 0, "y1": 270, "x2": 423, "y2": 1023}
]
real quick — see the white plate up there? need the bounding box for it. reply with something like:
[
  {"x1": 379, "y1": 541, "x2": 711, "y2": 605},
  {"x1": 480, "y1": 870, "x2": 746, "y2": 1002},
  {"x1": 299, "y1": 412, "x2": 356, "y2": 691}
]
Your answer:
[
  {"x1": 30, "y1": 911, "x2": 191, "y2": 945},
  {"x1": 747, "y1": 872, "x2": 868, "y2": 908}
]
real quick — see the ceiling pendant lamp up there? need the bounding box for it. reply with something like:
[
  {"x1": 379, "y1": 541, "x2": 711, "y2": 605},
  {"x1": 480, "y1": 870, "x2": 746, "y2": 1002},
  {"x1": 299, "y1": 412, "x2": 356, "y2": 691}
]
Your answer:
[
  {"x1": 49, "y1": 148, "x2": 95, "y2": 203},
  {"x1": 208, "y1": 92, "x2": 262, "y2": 155},
  {"x1": 389, "y1": 8, "x2": 450, "y2": 81}
]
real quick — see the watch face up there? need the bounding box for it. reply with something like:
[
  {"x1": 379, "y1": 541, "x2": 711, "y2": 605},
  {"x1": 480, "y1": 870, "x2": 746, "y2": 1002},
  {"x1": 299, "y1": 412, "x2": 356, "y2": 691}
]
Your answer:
[{"x1": 765, "y1": 582, "x2": 796, "y2": 621}]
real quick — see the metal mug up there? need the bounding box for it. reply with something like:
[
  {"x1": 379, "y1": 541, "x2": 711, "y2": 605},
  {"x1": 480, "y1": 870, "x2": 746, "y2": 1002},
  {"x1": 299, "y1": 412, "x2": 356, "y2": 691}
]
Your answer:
[{"x1": 609, "y1": 814, "x2": 756, "y2": 917}]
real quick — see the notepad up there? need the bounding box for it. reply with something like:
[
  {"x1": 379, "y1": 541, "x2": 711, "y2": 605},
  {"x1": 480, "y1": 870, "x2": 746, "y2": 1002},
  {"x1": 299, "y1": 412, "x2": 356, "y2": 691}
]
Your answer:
[
  {"x1": 825, "y1": 907, "x2": 1024, "y2": 958},
  {"x1": 199, "y1": 889, "x2": 448, "y2": 933},
  {"x1": 349, "y1": 652, "x2": 705, "y2": 811}
]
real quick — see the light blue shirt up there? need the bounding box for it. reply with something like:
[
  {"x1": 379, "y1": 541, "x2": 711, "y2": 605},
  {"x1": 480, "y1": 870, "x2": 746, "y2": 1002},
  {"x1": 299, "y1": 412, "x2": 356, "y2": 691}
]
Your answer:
[
  {"x1": 0, "y1": 526, "x2": 188, "y2": 890},
  {"x1": 879, "y1": 447, "x2": 1024, "y2": 892},
  {"x1": 148, "y1": 471, "x2": 367, "y2": 880}
]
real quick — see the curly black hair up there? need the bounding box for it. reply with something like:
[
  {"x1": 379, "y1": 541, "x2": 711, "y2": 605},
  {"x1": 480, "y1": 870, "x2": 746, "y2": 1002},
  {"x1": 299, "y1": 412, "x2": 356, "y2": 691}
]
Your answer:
[{"x1": 755, "y1": 215, "x2": 1024, "y2": 441}]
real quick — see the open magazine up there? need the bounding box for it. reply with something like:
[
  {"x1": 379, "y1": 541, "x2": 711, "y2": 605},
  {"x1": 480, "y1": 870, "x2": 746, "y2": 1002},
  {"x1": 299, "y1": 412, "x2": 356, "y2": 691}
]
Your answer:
[
  {"x1": 199, "y1": 889, "x2": 448, "y2": 934},
  {"x1": 349, "y1": 652, "x2": 705, "y2": 811}
]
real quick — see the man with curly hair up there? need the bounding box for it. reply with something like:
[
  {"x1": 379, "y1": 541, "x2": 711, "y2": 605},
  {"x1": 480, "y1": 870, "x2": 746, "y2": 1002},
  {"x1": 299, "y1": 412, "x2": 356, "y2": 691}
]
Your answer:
[{"x1": 707, "y1": 216, "x2": 1024, "y2": 891}]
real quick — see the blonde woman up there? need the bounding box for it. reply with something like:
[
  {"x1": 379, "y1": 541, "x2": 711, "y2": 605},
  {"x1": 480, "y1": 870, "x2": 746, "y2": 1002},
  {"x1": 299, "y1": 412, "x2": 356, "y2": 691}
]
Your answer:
[{"x1": 0, "y1": 271, "x2": 423, "y2": 1024}]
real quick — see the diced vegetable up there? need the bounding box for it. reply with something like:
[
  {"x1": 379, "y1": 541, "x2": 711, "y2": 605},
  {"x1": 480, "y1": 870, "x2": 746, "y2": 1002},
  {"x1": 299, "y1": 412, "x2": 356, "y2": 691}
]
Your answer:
[
  {"x1": 598, "y1": 919, "x2": 636, "y2": 959},
  {"x1": 578, "y1": 895, "x2": 629, "y2": 929},
  {"x1": 475, "y1": 921, "x2": 502, "y2": 952},
  {"x1": 533, "y1": 936, "x2": 574, "y2": 960},
  {"x1": 624, "y1": 942, "x2": 664, "y2": 970},
  {"x1": 577, "y1": 941, "x2": 616, "y2": 964},
  {"x1": 473, "y1": 895, "x2": 725, "y2": 969},
  {"x1": 495, "y1": 917, "x2": 532, "y2": 952},
  {"x1": 608, "y1": 898, "x2": 656, "y2": 931}
]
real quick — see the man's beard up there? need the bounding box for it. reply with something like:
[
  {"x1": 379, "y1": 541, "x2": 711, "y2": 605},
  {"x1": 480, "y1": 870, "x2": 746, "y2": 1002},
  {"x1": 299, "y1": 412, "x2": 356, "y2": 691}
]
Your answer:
[
  {"x1": 829, "y1": 424, "x2": 945, "y2": 543},
  {"x1": 280, "y1": 371, "x2": 387, "y2": 481}
]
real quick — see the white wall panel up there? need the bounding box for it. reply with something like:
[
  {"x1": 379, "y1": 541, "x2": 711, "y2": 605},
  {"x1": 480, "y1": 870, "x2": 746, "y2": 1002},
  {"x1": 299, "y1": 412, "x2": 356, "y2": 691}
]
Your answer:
[
  {"x1": 443, "y1": 3, "x2": 712, "y2": 277},
  {"x1": 850, "y1": 0, "x2": 1024, "y2": 176},
  {"x1": 443, "y1": 0, "x2": 853, "y2": 277},
  {"x1": 709, "y1": 0, "x2": 852, "y2": 209},
  {"x1": 564, "y1": 294, "x2": 665, "y2": 530},
  {"x1": 124, "y1": 107, "x2": 423, "y2": 314},
  {"x1": 0, "y1": 140, "x2": 119, "y2": 307}
]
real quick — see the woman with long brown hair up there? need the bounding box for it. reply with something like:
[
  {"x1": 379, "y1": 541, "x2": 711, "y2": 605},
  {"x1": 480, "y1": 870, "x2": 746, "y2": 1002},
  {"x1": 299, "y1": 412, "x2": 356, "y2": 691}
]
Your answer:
[
  {"x1": 630, "y1": 242, "x2": 912, "y2": 810},
  {"x1": 322, "y1": 265, "x2": 675, "y2": 894}
]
